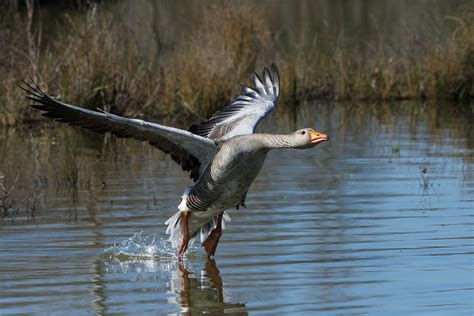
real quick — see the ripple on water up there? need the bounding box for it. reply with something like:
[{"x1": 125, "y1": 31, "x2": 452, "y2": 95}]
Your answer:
[{"x1": 0, "y1": 101, "x2": 473, "y2": 314}]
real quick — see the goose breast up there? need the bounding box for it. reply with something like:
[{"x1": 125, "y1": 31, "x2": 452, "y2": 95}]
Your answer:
[{"x1": 187, "y1": 137, "x2": 268, "y2": 211}]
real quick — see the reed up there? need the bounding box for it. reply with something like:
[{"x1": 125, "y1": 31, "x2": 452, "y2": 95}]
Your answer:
[
  {"x1": 162, "y1": 4, "x2": 272, "y2": 120},
  {"x1": 287, "y1": 8, "x2": 473, "y2": 103},
  {"x1": 0, "y1": 1, "x2": 472, "y2": 126}
]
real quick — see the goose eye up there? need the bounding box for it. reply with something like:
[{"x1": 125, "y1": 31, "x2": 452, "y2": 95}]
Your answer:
[{"x1": 301, "y1": 131, "x2": 306, "y2": 135}]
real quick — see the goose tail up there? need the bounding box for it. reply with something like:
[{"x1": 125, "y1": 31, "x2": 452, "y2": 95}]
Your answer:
[
  {"x1": 164, "y1": 187, "x2": 192, "y2": 249},
  {"x1": 165, "y1": 187, "x2": 231, "y2": 249}
]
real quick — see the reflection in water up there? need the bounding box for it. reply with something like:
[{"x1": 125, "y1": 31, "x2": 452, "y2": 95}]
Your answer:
[
  {"x1": 0, "y1": 101, "x2": 472, "y2": 314},
  {"x1": 91, "y1": 260, "x2": 107, "y2": 316},
  {"x1": 103, "y1": 233, "x2": 246, "y2": 314},
  {"x1": 119, "y1": 0, "x2": 468, "y2": 57},
  {"x1": 171, "y1": 260, "x2": 246, "y2": 315}
]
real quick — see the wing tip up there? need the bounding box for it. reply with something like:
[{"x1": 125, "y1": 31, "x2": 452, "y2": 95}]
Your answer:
[
  {"x1": 256, "y1": 63, "x2": 280, "y2": 98},
  {"x1": 187, "y1": 63, "x2": 281, "y2": 140},
  {"x1": 270, "y1": 62, "x2": 280, "y2": 96},
  {"x1": 19, "y1": 79, "x2": 45, "y2": 101}
]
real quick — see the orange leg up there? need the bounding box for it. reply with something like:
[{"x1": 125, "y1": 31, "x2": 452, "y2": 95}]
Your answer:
[
  {"x1": 202, "y1": 213, "x2": 223, "y2": 258},
  {"x1": 177, "y1": 261, "x2": 191, "y2": 308},
  {"x1": 178, "y1": 211, "x2": 191, "y2": 258}
]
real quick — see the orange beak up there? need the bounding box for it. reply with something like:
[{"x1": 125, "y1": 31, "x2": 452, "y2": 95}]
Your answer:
[{"x1": 310, "y1": 130, "x2": 329, "y2": 144}]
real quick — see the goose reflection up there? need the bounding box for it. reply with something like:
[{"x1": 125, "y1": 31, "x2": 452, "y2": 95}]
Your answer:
[
  {"x1": 102, "y1": 245, "x2": 246, "y2": 314},
  {"x1": 170, "y1": 259, "x2": 247, "y2": 315}
]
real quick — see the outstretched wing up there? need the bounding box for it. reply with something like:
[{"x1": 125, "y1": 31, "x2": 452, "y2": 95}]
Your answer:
[
  {"x1": 189, "y1": 63, "x2": 280, "y2": 141},
  {"x1": 21, "y1": 81, "x2": 218, "y2": 182}
]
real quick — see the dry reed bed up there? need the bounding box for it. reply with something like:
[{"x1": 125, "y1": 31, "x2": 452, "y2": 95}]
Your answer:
[{"x1": 0, "y1": 2, "x2": 472, "y2": 126}]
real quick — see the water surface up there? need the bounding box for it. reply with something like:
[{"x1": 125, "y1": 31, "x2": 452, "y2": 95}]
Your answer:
[{"x1": 0, "y1": 102, "x2": 473, "y2": 314}]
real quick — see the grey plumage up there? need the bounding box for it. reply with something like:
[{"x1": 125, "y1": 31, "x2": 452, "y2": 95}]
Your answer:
[
  {"x1": 21, "y1": 80, "x2": 217, "y2": 182},
  {"x1": 22, "y1": 64, "x2": 328, "y2": 257},
  {"x1": 169, "y1": 131, "x2": 326, "y2": 248},
  {"x1": 189, "y1": 64, "x2": 279, "y2": 141}
]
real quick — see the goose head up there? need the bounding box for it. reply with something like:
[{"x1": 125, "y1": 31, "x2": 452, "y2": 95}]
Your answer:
[{"x1": 291, "y1": 128, "x2": 329, "y2": 149}]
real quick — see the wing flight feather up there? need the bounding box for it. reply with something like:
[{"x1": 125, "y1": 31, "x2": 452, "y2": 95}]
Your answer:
[
  {"x1": 189, "y1": 63, "x2": 280, "y2": 141},
  {"x1": 22, "y1": 81, "x2": 217, "y2": 181}
]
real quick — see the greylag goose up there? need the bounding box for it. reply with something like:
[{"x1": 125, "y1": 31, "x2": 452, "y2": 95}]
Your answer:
[{"x1": 22, "y1": 64, "x2": 328, "y2": 258}]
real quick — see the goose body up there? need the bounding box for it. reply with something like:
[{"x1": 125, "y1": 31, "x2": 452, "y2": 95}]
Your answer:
[
  {"x1": 23, "y1": 64, "x2": 328, "y2": 258},
  {"x1": 172, "y1": 135, "x2": 269, "y2": 247}
]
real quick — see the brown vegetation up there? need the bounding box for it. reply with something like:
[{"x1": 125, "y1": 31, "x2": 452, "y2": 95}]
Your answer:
[
  {"x1": 1, "y1": 173, "x2": 41, "y2": 219},
  {"x1": 0, "y1": 1, "x2": 472, "y2": 126}
]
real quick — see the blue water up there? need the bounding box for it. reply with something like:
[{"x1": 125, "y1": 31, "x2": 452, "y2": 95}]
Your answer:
[{"x1": 0, "y1": 102, "x2": 472, "y2": 314}]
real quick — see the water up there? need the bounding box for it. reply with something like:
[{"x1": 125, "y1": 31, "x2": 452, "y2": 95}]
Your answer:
[
  {"x1": 41, "y1": 1, "x2": 473, "y2": 59},
  {"x1": 0, "y1": 102, "x2": 473, "y2": 314},
  {"x1": 117, "y1": 0, "x2": 472, "y2": 53}
]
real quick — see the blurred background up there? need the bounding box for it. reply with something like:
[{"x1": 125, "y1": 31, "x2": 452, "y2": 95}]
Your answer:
[
  {"x1": 0, "y1": 1, "x2": 473, "y2": 315},
  {"x1": 0, "y1": 0, "x2": 472, "y2": 125}
]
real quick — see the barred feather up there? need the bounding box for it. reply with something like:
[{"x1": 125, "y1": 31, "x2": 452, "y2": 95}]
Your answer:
[
  {"x1": 189, "y1": 63, "x2": 280, "y2": 141},
  {"x1": 21, "y1": 80, "x2": 217, "y2": 182}
]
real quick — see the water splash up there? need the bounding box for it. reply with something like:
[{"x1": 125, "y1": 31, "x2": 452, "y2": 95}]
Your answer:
[
  {"x1": 104, "y1": 231, "x2": 176, "y2": 259},
  {"x1": 102, "y1": 231, "x2": 205, "y2": 274}
]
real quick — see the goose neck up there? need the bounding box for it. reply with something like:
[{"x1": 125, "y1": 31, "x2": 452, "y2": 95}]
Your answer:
[{"x1": 262, "y1": 134, "x2": 294, "y2": 149}]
